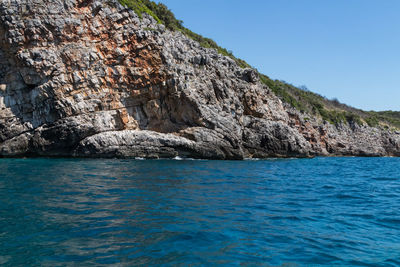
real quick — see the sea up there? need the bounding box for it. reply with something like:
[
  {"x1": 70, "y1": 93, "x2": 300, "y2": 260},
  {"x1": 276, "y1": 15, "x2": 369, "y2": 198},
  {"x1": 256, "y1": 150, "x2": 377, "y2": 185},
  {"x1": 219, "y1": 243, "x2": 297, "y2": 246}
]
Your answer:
[{"x1": 0, "y1": 157, "x2": 399, "y2": 266}]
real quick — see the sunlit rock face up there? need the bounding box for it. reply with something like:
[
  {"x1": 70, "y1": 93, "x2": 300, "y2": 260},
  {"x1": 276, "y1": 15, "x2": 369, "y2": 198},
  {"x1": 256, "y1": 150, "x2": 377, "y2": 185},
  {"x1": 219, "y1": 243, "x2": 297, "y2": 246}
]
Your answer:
[{"x1": 0, "y1": 0, "x2": 399, "y2": 158}]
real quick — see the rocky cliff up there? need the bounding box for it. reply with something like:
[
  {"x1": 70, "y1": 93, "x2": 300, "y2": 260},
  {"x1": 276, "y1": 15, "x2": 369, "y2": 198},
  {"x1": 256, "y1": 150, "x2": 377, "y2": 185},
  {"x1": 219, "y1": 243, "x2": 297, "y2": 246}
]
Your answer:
[{"x1": 0, "y1": 0, "x2": 399, "y2": 159}]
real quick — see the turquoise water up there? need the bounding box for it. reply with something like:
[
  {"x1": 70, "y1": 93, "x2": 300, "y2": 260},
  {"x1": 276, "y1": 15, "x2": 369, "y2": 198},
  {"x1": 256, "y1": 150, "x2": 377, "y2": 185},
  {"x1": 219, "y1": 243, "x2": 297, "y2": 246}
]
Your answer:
[{"x1": 0, "y1": 158, "x2": 399, "y2": 266}]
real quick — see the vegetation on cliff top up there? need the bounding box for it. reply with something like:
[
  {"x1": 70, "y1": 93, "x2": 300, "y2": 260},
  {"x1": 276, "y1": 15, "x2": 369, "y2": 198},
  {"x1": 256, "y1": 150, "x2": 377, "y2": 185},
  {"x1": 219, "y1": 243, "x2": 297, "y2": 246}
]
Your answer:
[
  {"x1": 118, "y1": 0, "x2": 400, "y2": 130},
  {"x1": 118, "y1": 0, "x2": 250, "y2": 68},
  {"x1": 259, "y1": 74, "x2": 400, "y2": 129}
]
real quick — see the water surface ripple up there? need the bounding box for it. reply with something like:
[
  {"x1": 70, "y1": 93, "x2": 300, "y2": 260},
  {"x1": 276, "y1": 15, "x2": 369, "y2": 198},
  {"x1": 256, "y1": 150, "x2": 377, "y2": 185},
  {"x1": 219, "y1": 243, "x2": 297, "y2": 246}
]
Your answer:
[{"x1": 0, "y1": 157, "x2": 399, "y2": 266}]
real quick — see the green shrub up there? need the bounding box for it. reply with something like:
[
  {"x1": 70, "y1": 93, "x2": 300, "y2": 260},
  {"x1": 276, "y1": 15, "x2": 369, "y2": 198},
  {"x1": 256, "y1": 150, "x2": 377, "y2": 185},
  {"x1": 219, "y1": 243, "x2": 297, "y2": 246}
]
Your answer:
[
  {"x1": 118, "y1": 0, "x2": 161, "y2": 23},
  {"x1": 345, "y1": 113, "x2": 363, "y2": 125},
  {"x1": 365, "y1": 115, "x2": 379, "y2": 127}
]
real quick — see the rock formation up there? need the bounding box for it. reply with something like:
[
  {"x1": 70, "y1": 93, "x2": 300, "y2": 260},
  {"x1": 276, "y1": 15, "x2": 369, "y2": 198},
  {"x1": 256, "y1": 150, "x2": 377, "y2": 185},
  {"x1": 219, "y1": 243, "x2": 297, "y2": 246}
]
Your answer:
[{"x1": 0, "y1": 0, "x2": 399, "y2": 159}]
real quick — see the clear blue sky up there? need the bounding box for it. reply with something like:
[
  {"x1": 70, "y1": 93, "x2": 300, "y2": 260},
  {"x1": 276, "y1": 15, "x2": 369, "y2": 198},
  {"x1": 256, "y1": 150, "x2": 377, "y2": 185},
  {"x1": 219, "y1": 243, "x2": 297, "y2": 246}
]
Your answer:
[{"x1": 158, "y1": 0, "x2": 400, "y2": 111}]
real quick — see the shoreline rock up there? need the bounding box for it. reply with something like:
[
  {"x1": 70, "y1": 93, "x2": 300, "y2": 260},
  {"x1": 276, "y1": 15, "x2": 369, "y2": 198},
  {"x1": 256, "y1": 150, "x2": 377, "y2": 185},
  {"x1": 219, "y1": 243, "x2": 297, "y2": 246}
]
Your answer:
[{"x1": 0, "y1": 0, "x2": 399, "y2": 159}]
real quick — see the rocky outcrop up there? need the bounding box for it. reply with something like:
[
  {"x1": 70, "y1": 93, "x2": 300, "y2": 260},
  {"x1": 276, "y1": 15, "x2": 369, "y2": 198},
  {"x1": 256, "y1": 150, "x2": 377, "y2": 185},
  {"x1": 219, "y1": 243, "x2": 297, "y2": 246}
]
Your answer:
[{"x1": 0, "y1": 0, "x2": 399, "y2": 159}]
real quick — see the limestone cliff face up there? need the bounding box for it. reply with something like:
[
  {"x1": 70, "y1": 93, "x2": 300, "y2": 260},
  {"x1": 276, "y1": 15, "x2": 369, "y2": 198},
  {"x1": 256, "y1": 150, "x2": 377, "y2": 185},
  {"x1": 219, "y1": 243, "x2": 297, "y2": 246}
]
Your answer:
[{"x1": 0, "y1": 0, "x2": 399, "y2": 159}]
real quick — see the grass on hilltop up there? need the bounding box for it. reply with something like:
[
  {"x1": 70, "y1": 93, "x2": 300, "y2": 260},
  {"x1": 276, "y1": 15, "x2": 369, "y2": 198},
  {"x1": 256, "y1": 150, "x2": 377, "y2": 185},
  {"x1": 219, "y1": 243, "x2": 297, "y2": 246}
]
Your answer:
[{"x1": 260, "y1": 74, "x2": 400, "y2": 129}]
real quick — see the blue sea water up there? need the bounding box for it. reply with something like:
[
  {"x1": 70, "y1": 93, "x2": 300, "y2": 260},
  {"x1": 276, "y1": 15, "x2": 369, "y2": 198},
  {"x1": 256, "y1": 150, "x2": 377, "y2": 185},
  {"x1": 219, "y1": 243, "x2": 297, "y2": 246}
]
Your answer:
[{"x1": 0, "y1": 157, "x2": 400, "y2": 266}]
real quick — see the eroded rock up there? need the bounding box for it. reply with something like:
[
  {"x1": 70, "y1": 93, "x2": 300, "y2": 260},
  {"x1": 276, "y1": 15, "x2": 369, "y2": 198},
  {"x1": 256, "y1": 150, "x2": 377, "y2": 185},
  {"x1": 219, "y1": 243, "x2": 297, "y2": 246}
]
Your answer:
[{"x1": 0, "y1": 0, "x2": 399, "y2": 159}]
